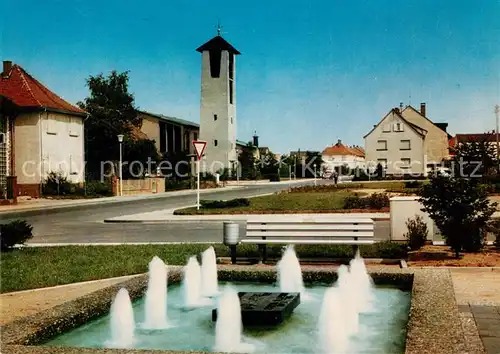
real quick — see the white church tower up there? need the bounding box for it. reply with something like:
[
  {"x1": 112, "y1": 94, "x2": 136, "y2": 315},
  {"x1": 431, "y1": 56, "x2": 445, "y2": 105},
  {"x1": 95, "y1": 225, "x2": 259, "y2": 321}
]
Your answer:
[{"x1": 196, "y1": 27, "x2": 240, "y2": 174}]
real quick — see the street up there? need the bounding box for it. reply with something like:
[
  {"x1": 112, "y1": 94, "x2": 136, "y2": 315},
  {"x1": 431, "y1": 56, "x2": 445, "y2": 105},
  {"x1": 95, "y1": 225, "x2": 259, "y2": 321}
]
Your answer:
[{"x1": 3, "y1": 180, "x2": 340, "y2": 244}]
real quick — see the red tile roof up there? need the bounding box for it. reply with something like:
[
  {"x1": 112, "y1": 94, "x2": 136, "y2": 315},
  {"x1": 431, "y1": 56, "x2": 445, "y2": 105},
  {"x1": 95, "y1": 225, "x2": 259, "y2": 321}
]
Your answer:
[
  {"x1": 322, "y1": 142, "x2": 365, "y2": 157},
  {"x1": 453, "y1": 133, "x2": 497, "y2": 143},
  {"x1": 0, "y1": 63, "x2": 86, "y2": 116}
]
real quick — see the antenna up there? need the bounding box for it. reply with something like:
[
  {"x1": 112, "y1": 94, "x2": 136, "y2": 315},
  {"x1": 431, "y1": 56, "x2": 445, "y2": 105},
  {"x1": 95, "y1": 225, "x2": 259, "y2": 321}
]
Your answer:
[
  {"x1": 217, "y1": 20, "x2": 222, "y2": 36},
  {"x1": 408, "y1": 90, "x2": 412, "y2": 105}
]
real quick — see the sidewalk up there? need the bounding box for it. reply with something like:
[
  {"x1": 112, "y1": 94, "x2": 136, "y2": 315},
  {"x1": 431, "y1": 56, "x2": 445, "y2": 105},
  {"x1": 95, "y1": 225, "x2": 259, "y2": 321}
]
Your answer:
[{"x1": 104, "y1": 210, "x2": 390, "y2": 223}]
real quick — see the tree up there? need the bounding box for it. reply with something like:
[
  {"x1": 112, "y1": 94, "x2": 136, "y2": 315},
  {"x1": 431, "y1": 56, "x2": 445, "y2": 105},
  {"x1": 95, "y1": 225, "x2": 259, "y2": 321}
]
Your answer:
[
  {"x1": 448, "y1": 132, "x2": 498, "y2": 180},
  {"x1": 419, "y1": 173, "x2": 497, "y2": 257},
  {"x1": 238, "y1": 143, "x2": 258, "y2": 180},
  {"x1": 78, "y1": 70, "x2": 159, "y2": 179},
  {"x1": 300, "y1": 151, "x2": 323, "y2": 178}
]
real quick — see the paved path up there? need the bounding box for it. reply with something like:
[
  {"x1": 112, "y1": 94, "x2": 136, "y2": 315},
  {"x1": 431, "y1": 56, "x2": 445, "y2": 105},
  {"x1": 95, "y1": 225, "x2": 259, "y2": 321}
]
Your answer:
[{"x1": 451, "y1": 268, "x2": 500, "y2": 354}]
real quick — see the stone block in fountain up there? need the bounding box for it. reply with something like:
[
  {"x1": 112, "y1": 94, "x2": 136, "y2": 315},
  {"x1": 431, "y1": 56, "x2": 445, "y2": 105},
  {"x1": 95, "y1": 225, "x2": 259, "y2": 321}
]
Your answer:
[{"x1": 212, "y1": 292, "x2": 300, "y2": 326}]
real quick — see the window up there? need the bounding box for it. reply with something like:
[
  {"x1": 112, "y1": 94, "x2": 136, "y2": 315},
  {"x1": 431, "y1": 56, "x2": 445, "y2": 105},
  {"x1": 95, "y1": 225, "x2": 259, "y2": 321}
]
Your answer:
[
  {"x1": 69, "y1": 117, "x2": 79, "y2": 137},
  {"x1": 229, "y1": 81, "x2": 234, "y2": 104},
  {"x1": 193, "y1": 132, "x2": 198, "y2": 141},
  {"x1": 382, "y1": 124, "x2": 391, "y2": 132},
  {"x1": 400, "y1": 140, "x2": 411, "y2": 150},
  {"x1": 214, "y1": 114, "x2": 218, "y2": 121},
  {"x1": 377, "y1": 159, "x2": 387, "y2": 168},
  {"x1": 401, "y1": 158, "x2": 411, "y2": 168},
  {"x1": 393, "y1": 122, "x2": 404, "y2": 132},
  {"x1": 214, "y1": 139, "x2": 218, "y2": 146},
  {"x1": 376, "y1": 140, "x2": 387, "y2": 151},
  {"x1": 231, "y1": 117, "x2": 233, "y2": 124},
  {"x1": 46, "y1": 116, "x2": 56, "y2": 135}
]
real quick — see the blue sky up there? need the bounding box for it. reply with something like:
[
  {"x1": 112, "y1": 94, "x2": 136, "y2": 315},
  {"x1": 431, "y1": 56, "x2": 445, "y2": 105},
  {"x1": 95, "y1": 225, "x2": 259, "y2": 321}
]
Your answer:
[{"x1": 2, "y1": 0, "x2": 499, "y2": 154}]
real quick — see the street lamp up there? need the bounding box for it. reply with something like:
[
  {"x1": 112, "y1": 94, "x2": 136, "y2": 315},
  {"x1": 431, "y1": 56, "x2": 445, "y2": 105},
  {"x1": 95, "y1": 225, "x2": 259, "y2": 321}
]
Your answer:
[{"x1": 117, "y1": 134, "x2": 124, "y2": 196}]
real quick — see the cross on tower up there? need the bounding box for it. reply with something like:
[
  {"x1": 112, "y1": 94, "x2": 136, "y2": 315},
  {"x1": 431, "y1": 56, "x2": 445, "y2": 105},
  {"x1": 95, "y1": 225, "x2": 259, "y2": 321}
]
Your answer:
[{"x1": 216, "y1": 21, "x2": 225, "y2": 36}]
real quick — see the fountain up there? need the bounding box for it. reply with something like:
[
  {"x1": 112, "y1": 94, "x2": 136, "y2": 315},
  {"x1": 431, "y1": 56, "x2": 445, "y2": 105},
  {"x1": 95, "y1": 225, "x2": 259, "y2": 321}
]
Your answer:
[
  {"x1": 183, "y1": 256, "x2": 212, "y2": 308},
  {"x1": 335, "y1": 264, "x2": 359, "y2": 335},
  {"x1": 214, "y1": 285, "x2": 255, "y2": 353},
  {"x1": 201, "y1": 246, "x2": 219, "y2": 297},
  {"x1": 349, "y1": 249, "x2": 374, "y2": 313},
  {"x1": 317, "y1": 286, "x2": 350, "y2": 354},
  {"x1": 276, "y1": 245, "x2": 305, "y2": 295},
  {"x1": 107, "y1": 288, "x2": 135, "y2": 348},
  {"x1": 143, "y1": 256, "x2": 169, "y2": 329}
]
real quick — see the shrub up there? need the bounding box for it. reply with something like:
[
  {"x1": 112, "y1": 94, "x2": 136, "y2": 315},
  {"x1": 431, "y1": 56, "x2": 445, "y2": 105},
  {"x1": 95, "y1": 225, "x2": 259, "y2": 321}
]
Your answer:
[
  {"x1": 404, "y1": 181, "x2": 422, "y2": 188},
  {"x1": 404, "y1": 215, "x2": 428, "y2": 250},
  {"x1": 343, "y1": 194, "x2": 366, "y2": 209},
  {"x1": 42, "y1": 171, "x2": 73, "y2": 195},
  {"x1": 419, "y1": 174, "x2": 497, "y2": 257},
  {"x1": 0, "y1": 220, "x2": 33, "y2": 251},
  {"x1": 200, "y1": 198, "x2": 250, "y2": 209},
  {"x1": 492, "y1": 219, "x2": 500, "y2": 249},
  {"x1": 165, "y1": 179, "x2": 190, "y2": 191},
  {"x1": 365, "y1": 193, "x2": 390, "y2": 209},
  {"x1": 84, "y1": 180, "x2": 113, "y2": 197}
]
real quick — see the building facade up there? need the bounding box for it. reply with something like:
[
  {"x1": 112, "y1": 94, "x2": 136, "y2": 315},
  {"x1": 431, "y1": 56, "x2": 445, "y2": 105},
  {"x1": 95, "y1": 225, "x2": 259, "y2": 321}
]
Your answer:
[
  {"x1": 321, "y1": 140, "x2": 365, "y2": 173},
  {"x1": 364, "y1": 103, "x2": 449, "y2": 176},
  {"x1": 197, "y1": 32, "x2": 240, "y2": 173},
  {"x1": 0, "y1": 61, "x2": 87, "y2": 198}
]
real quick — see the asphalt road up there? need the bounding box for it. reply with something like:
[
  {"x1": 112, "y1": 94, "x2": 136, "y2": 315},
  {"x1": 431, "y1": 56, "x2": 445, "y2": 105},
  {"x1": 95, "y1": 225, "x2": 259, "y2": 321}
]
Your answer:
[{"x1": 6, "y1": 180, "x2": 344, "y2": 244}]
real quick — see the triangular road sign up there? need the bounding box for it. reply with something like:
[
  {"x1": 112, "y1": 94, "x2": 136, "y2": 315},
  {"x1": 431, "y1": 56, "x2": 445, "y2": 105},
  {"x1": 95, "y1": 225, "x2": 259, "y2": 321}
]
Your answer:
[{"x1": 193, "y1": 140, "x2": 207, "y2": 160}]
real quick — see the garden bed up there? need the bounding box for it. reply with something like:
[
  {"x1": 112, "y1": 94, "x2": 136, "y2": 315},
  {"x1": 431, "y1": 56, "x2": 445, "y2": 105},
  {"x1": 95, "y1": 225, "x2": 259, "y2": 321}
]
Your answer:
[{"x1": 407, "y1": 245, "x2": 500, "y2": 267}]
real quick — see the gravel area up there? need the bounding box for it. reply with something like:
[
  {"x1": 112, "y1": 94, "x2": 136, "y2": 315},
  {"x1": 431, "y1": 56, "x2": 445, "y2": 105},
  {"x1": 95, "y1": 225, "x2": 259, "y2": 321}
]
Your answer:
[{"x1": 1, "y1": 265, "x2": 465, "y2": 354}]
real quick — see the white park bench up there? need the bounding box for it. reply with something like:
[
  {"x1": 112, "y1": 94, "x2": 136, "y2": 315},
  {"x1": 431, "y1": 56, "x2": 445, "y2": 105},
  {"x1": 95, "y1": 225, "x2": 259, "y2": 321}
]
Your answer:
[{"x1": 236, "y1": 215, "x2": 375, "y2": 263}]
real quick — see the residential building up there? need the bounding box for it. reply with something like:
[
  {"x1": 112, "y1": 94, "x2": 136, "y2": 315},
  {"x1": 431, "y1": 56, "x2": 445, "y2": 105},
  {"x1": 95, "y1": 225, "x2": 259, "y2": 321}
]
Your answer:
[
  {"x1": 137, "y1": 110, "x2": 199, "y2": 156},
  {"x1": 321, "y1": 140, "x2": 365, "y2": 172},
  {"x1": 0, "y1": 61, "x2": 87, "y2": 198},
  {"x1": 448, "y1": 133, "x2": 498, "y2": 157},
  {"x1": 364, "y1": 103, "x2": 449, "y2": 176},
  {"x1": 197, "y1": 30, "x2": 240, "y2": 174}
]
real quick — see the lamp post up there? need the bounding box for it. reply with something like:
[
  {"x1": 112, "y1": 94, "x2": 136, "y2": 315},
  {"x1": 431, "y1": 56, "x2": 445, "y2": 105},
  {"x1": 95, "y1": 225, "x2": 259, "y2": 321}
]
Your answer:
[{"x1": 117, "y1": 134, "x2": 124, "y2": 196}]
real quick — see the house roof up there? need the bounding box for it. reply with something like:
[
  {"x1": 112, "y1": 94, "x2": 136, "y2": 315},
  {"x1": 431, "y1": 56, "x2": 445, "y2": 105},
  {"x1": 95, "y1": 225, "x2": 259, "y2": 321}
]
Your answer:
[
  {"x1": 451, "y1": 133, "x2": 497, "y2": 144},
  {"x1": 0, "y1": 63, "x2": 87, "y2": 116},
  {"x1": 138, "y1": 110, "x2": 199, "y2": 128},
  {"x1": 322, "y1": 141, "x2": 365, "y2": 157},
  {"x1": 363, "y1": 108, "x2": 427, "y2": 139},
  {"x1": 196, "y1": 35, "x2": 241, "y2": 55}
]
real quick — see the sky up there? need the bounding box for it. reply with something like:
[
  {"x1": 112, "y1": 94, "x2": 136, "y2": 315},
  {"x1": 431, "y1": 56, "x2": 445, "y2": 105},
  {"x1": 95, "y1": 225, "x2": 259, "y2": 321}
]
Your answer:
[{"x1": 2, "y1": 0, "x2": 499, "y2": 154}]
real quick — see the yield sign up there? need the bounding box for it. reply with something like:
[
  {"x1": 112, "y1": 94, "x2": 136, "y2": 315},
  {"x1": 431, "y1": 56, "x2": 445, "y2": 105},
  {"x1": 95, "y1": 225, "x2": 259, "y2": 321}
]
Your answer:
[{"x1": 193, "y1": 140, "x2": 207, "y2": 160}]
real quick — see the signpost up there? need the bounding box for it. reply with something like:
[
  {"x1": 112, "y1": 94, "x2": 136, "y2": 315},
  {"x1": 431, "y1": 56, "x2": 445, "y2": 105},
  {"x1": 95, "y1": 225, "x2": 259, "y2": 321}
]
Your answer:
[{"x1": 193, "y1": 140, "x2": 207, "y2": 210}]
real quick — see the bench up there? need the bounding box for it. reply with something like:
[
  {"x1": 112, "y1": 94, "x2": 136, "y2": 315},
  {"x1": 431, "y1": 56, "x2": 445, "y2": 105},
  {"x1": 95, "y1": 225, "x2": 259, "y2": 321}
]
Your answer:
[{"x1": 231, "y1": 216, "x2": 375, "y2": 263}]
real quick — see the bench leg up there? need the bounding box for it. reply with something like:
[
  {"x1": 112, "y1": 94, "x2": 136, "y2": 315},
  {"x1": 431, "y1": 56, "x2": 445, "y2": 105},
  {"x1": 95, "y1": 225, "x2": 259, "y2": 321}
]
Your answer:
[
  {"x1": 230, "y1": 245, "x2": 237, "y2": 265},
  {"x1": 258, "y1": 244, "x2": 267, "y2": 264}
]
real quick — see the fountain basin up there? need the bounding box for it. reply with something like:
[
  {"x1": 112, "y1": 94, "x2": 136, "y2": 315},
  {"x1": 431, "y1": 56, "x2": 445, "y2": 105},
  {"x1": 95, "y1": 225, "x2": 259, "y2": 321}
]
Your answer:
[{"x1": 211, "y1": 291, "x2": 300, "y2": 326}]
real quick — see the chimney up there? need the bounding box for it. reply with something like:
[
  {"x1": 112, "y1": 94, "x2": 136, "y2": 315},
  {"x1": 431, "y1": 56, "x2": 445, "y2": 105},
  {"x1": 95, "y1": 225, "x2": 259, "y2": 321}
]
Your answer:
[
  {"x1": 2, "y1": 61, "x2": 12, "y2": 78},
  {"x1": 420, "y1": 102, "x2": 426, "y2": 117},
  {"x1": 400, "y1": 102, "x2": 403, "y2": 110},
  {"x1": 337, "y1": 139, "x2": 341, "y2": 145}
]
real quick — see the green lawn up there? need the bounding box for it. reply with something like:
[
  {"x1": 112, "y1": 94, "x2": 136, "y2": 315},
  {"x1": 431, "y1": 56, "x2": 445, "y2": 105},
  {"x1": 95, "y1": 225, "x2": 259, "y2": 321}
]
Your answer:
[
  {"x1": 174, "y1": 190, "x2": 362, "y2": 215},
  {"x1": 0, "y1": 242, "x2": 406, "y2": 293}
]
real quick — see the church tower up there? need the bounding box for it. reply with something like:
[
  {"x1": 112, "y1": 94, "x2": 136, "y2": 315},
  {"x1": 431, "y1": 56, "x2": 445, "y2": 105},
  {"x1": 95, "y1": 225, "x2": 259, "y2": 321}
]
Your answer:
[{"x1": 196, "y1": 26, "x2": 240, "y2": 174}]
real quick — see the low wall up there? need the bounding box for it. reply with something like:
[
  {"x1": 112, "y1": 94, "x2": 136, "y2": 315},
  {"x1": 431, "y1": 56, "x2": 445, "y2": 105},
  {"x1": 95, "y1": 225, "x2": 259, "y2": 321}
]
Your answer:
[
  {"x1": 225, "y1": 179, "x2": 271, "y2": 186},
  {"x1": 389, "y1": 196, "x2": 443, "y2": 242},
  {"x1": 113, "y1": 177, "x2": 165, "y2": 196}
]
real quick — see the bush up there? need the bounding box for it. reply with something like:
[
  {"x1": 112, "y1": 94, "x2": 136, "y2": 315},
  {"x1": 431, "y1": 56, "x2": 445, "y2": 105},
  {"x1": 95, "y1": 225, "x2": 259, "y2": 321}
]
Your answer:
[
  {"x1": 404, "y1": 215, "x2": 428, "y2": 250},
  {"x1": 42, "y1": 171, "x2": 73, "y2": 195},
  {"x1": 419, "y1": 174, "x2": 497, "y2": 257},
  {"x1": 491, "y1": 219, "x2": 500, "y2": 249},
  {"x1": 268, "y1": 174, "x2": 280, "y2": 182},
  {"x1": 84, "y1": 180, "x2": 113, "y2": 196},
  {"x1": 0, "y1": 220, "x2": 33, "y2": 251},
  {"x1": 200, "y1": 198, "x2": 250, "y2": 209},
  {"x1": 365, "y1": 193, "x2": 390, "y2": 209},
  {"x1": 165, "y1": 179, "x2": 190, "y2": 191},
  {"x1": 404, "y1": 181, "x2": 422, "y2": 188},
  {"x1": 343, "y1": 194, "x2": 366, "y2": 209}
]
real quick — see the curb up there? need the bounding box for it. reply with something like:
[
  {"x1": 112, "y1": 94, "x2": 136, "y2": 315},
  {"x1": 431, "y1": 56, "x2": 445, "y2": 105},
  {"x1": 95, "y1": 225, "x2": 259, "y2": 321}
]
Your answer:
[{"x1": 20, "y1": 241, "x2": 221, "y2": 247}]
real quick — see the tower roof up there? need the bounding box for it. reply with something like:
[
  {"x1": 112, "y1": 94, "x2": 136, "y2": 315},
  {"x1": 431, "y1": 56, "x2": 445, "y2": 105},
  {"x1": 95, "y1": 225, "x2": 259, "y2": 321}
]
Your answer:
[{"x1": 196, "y1": 35, "x2": 240, "y2": 55}]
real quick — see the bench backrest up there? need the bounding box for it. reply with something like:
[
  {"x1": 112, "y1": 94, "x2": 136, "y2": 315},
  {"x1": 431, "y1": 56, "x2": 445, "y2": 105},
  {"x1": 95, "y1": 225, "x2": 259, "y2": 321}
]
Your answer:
[{"x1": 245, "y1": 218, "x2": 374, "y2": 239}]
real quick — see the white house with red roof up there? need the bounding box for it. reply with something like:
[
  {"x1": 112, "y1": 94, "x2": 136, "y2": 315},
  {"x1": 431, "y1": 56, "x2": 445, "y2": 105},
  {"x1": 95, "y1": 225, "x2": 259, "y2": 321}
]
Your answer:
[
  {"x1": 0, "y1": 60, "x2": 87, "y2": 198},
  {"x1": 321, "y1": 139, "x2": 365, "y2": 174}
]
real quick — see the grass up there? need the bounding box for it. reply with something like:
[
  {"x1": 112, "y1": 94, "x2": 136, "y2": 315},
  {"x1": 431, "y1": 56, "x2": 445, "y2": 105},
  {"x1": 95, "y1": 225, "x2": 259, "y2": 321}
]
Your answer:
[
  {"x1": 174, "y1": 190, "x2": 362, "y2": 215},
  {"x1": 0, "y1": 242, "x2": 407, "y2": 293}
]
